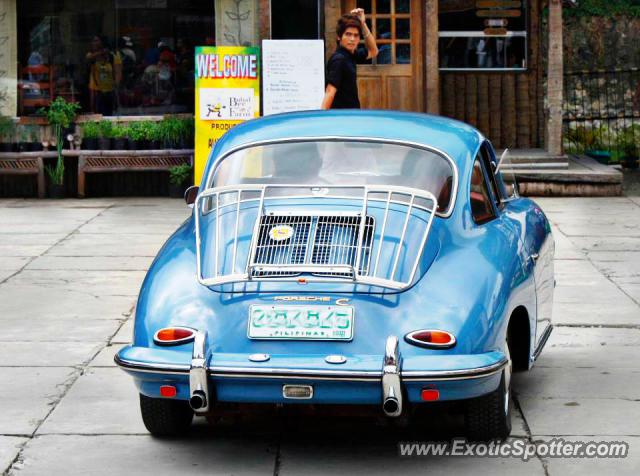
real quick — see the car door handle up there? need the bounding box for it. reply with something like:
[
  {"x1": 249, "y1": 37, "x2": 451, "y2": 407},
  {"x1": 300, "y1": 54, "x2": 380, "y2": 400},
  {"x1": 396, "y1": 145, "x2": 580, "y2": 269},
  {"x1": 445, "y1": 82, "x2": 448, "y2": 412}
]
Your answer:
[{"x1": 529, "y1": 253, "x2": 539, "y2": 264}]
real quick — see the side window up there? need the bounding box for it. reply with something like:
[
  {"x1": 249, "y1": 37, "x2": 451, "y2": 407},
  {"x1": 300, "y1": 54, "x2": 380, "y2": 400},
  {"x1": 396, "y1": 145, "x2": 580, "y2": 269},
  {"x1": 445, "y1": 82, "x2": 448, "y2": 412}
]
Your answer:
[{"x1": 470, "y1": 157, "x2": 496, "y2": 224}]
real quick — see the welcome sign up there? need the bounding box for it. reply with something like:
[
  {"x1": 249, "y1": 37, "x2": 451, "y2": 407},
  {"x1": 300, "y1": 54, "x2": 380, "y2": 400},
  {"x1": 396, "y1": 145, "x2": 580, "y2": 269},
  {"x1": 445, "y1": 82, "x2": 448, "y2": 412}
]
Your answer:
[{"x1": 194, "y1": 46, "x2": 260, "y2": 185}]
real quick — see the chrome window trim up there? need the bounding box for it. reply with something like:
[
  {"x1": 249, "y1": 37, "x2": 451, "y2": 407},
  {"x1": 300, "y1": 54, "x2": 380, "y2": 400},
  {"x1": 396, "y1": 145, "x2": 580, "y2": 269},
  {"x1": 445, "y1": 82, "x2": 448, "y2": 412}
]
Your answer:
[{"x1": 203, "y1": 136, "x2": 459, "y2": 219}]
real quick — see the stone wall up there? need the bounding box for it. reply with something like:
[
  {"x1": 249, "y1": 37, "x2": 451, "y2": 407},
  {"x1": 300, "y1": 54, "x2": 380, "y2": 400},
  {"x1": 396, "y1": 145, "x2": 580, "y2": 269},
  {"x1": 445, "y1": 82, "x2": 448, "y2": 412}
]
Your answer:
[
  {"x1": 0, "y1": 0, "x2": 17, "y2": 116},
  {"x1": 564, "y1": 15, "x2": 640, "y2": 71}
]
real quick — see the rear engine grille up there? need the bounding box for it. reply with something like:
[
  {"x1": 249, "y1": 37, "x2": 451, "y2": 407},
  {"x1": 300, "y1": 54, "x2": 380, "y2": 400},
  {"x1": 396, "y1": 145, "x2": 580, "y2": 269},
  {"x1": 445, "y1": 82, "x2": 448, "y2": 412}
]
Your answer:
[
  {"x1": 251, "y1": 214, "x2": 374, "y2": 278},
  {"x1": 253, "y1": 215, "x2": 311, "y2": 277}
]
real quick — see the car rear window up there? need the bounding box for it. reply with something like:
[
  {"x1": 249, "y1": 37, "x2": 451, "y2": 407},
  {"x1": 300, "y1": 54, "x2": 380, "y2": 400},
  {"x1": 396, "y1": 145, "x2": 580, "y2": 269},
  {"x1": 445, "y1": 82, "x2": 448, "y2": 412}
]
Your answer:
[{"x1": 210, "y1": 140, "x2": 455, "y2": 213}]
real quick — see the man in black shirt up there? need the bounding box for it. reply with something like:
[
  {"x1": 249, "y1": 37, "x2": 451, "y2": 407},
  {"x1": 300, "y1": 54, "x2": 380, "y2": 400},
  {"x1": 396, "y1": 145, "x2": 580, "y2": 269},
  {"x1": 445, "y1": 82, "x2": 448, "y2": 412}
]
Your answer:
[{"x1": 321, "y1": 8, "x2": 378, "y2": 109}]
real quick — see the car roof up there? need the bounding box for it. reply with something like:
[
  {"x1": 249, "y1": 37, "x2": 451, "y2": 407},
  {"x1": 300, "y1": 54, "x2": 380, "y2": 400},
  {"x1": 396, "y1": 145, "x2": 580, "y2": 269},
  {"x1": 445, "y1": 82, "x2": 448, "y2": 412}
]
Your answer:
[{"x1": 203, "y1": 110, "x2": 485, "y2": 183}]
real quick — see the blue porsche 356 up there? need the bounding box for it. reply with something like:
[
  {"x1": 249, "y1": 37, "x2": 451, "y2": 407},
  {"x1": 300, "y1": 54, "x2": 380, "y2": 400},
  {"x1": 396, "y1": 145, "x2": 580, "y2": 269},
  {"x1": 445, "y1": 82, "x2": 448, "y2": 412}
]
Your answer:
[{"x1": 115, "y1": 110, "x2": 554, "y2": 440}]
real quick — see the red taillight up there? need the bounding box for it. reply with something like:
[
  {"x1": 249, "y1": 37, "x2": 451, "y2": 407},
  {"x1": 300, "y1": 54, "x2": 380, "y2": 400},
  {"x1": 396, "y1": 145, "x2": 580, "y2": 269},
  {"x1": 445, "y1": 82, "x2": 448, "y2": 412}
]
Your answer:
[
  {"x1": 405, "y1": 330, "x2": 456, "y2": 349},
  {"x1": 154, "y1": 327, "x2": 195, "y2": 345},
  {"x1": 160, "y1": 385, "x2": 177, "y2": 398},
  {"x1": 421, "y1": 389, "x2": 440, "y2": 401}
]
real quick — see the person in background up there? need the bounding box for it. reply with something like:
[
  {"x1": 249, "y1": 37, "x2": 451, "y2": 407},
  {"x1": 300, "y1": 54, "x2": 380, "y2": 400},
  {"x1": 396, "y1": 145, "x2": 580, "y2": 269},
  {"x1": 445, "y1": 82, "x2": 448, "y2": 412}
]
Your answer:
[
  {"x1": 118, "y1": 36, "x2": 137, "y2": 64},
  {"x1": 142, "y1": 50, "x2": 175, "y2": 106},
  {"x1": 321, "y1": 8, "x2": 378, "y2": 109},
  {"x1": 117, "y1": 36, "x2": 137, "y2": 87},
  {"x1": 86, "y1": 35, "x2": 122, "y2": 116},
  {"x1": 175, "y1": 38, "x2": 195, "y2": 105}
]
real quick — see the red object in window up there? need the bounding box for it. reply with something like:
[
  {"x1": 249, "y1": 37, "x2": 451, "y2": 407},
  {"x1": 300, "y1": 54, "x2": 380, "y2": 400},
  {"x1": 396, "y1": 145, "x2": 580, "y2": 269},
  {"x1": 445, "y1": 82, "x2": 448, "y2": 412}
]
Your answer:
[
  {"x1": 160, "y1": 385, "x2": 177, "y2": 398},
  {"x1": 421, "y1": 389, "x2": 440, "y2": 401}
]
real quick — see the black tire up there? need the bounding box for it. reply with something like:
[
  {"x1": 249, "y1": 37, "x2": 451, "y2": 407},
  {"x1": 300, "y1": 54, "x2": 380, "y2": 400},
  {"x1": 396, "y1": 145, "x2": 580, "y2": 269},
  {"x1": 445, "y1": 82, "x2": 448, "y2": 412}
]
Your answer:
[
  {"x1": 465, "y1": 370, "x2": 512, "y2": 441},
  {"x1": 139, "y1": 393, "x2": 194, "y2": 437}
]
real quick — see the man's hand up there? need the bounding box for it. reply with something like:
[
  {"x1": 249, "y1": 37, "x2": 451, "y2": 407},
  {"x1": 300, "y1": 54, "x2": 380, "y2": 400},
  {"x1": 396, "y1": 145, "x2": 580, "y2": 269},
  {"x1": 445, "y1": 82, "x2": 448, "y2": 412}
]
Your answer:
[
  {"x1": 350, "y1": 8, "x2": 378, "y2": 60},
  {"x1": 350, "y1": 8, "x2": 366, "y2": 25}
]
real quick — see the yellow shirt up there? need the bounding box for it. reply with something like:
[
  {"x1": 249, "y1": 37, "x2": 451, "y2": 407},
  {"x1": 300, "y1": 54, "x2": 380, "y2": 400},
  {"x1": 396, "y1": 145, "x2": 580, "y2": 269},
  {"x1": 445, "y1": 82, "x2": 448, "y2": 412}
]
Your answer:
[{"x1": 89, "y1": 52, "x2": 122, "y2": 92}]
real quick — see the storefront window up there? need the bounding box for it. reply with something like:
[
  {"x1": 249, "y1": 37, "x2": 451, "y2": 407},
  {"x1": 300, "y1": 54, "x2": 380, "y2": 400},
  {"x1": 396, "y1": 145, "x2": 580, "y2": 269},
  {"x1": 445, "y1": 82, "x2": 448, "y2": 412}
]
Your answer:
[
  {"x1": 357, "y1": 0, "x2": 412, "y2": 65},
  {"x1": 17, "y1": 0, "x2": 215, "y2": 116},
  {"x1": 438, "y1": 0, "x2": 527, "y2": 71}
]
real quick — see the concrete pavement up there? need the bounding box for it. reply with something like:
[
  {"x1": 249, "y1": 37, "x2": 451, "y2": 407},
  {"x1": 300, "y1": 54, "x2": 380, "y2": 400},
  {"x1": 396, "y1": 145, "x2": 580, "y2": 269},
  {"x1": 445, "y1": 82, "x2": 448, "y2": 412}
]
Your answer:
[{"x1": 0, "y1": 196, "x2": 638, "y2": 475}]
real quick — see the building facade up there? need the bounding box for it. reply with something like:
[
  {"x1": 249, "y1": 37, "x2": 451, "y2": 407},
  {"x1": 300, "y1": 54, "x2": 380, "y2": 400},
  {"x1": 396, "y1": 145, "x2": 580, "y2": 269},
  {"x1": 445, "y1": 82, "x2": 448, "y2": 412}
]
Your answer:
[{"x1": 1, "y1": 0, "x2": 563, "y2": 154}]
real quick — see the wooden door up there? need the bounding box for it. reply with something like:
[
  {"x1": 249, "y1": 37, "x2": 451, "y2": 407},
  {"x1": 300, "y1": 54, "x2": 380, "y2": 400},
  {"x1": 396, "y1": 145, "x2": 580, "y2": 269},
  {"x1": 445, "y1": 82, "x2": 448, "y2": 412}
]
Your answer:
[{"x1": 345, "y1": 0, "x2": 424, "y2": 111}]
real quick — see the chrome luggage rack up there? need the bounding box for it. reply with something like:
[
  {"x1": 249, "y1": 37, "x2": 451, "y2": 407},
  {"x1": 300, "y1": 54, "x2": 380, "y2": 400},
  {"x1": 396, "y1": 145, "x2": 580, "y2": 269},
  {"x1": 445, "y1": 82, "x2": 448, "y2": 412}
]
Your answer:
[{"x1": 194, "y1": 184, "x2": 437, "y2": 291}]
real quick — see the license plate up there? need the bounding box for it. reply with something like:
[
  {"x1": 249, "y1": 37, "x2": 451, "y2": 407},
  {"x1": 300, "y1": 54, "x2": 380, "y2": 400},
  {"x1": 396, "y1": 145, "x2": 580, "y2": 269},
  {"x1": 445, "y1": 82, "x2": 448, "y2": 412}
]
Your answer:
[{"x1": 248, "y1": 305, "x2": 354, "y2": 340}]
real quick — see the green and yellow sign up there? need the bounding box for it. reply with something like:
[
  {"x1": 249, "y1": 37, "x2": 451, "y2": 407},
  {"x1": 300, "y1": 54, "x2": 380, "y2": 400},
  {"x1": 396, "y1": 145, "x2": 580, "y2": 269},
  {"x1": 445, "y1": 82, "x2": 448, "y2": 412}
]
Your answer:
[{"x1": 194, "y1": 46, "x2": 260, "y2": 185}]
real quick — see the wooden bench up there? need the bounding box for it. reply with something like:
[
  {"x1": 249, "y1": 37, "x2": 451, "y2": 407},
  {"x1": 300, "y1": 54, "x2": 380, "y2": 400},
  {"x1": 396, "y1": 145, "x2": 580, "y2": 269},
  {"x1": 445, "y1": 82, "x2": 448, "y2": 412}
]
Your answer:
[
  {"x1": 76, "y1": 149, "x2": 193, "y2": 198},
  {"x1": 0, "y1": 152, "x2": 49, "y2": 198}
]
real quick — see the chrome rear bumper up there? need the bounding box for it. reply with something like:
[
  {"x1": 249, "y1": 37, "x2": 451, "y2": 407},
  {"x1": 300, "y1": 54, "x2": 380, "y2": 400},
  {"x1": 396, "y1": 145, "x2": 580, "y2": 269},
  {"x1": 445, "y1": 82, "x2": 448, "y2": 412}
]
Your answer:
[{"x1": 115, "y1": 333, "x2": 508, "y2": 416}]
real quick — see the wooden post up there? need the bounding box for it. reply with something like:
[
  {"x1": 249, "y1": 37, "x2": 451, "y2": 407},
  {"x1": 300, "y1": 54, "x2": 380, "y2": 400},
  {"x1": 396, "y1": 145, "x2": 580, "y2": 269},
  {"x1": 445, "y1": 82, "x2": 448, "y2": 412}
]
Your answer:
[
  {"x1": 324, "y1": 0, "x2": 341, "y2": 62},
  {"x1": 546, "y1": 0, "x2": 563, "y2": 156},
  {"x1": 0, "y1": 0, "x2": 18, "y2": 117},
  {"x1": 502, "y1": 74, "x2": 516, "y2": 148},
  {"x1": 425, "y1": 0, "x2": 440, "y2": 114},
  {"x1": 36, "y1": 156, "x2": 45, "y2": 198},
  {"x1": 77, "y1": 156, "x2": 86, "y2": 198},
  {"x1": 258, "y1": 0, "x2": 271, "y2": 40}
]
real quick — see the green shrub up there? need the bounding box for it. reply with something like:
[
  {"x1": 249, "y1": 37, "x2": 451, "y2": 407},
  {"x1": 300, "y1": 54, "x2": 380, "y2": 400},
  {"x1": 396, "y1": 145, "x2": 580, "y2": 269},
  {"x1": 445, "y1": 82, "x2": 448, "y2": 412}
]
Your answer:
[
  {"x1": 169, "y1": 163, "x2": 192, "y2": 186},
  {"x1": 28, "y1": 125, "x2": 40, "y2": 142},
  {"x1": 146, "y1": 121, "x2": 162, "y2": 142},
  {"x1": 127, "y1": 121, "x2": 146, "y2": 141},
  {"x1": 181, "y1": 117, "x2": 194, "y2": 142},
  {"x1": 0, "y1": 116, "x2": 16, "y2": 142},
  {"x1": 565, "y1": 125, "x2": 613, "y2": 151},
  {"x1": 565, "y1": 0, "x2": 640, "y2": 19},
  {"x1": 82, "y1": 122, "x2": 101, "y2": 140},
  {"x1": 112, "y1": 124, "x2": 130, "y2": 139},
  {"x1": 99, "y1": 120, "x2": 114, "y2": 139},
  {"x1": 619, "y1": 124, "x2": 640, "y2": 157}
]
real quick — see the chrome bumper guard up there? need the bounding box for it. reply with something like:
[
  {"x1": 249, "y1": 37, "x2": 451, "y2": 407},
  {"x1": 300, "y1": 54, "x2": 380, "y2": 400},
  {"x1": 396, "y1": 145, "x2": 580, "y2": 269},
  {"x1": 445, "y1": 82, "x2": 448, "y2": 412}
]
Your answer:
[{"x1": 382, "y1": 335, "x2": 403, "y2": 417}]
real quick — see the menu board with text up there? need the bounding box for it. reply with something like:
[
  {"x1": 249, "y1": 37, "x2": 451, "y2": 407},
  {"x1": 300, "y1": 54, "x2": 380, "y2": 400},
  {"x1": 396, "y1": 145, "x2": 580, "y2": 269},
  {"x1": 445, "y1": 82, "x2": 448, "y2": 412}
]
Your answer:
[{"x1": 262, "y1": 40, "x2": 325, "y2": 115}]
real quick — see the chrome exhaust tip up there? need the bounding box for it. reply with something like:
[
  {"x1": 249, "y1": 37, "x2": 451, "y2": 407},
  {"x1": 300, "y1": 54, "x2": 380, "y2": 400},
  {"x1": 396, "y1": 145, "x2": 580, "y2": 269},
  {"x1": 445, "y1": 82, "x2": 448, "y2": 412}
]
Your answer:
[
  {"x1": 383, "y1": 397, "x2": 400, "y2": 416},
  {"x1": 189, "y1": 390, "x2": 207, "y2": 410}
]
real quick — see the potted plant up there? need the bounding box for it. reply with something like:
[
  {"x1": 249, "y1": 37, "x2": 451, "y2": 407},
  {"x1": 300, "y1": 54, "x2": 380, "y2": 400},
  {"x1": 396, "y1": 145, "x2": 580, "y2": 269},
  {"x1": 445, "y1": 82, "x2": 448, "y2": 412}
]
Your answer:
[
  {"x1": 584, "y1": 126, "x2": 612, "y2": 164},
  {"x1": 127, "y1": 121, "x2": 146, "y2": 150},
  {"x1": 180, "y1": 117, "x2": 194, "y2": 149},
  {"x1": 98, "y1": 120, "x2": 114, "y2": 150},
  {"x1": 38, "y1": 97, "x2": 81, "y2": 198},
  {"x1": 0, "y1": 115, "x2": 16, "y2": 152},
  {"x1": 168, "y1": 163, "x2": 192, "y2": 198},
  {"x1": 620, "y1": 125, "x2": 639, "y2": 170},
  {"x1": 160, "y1": 117, "x2": 178, "y2": 149},
  {"x1": 147, "y1": 121, "x2": 162, "y2": 149},
  {"x1": 17, "y1": 125, "x2": 30, "y2": 152},
  {"x1": 81, "y1": 122, "x2": 100, "y2": 150},
  {"x1": 112, "y1": 124, "x2": 130, "y2": 150},
  {"x1": 28, "y1": 125, "x2": 43, "y2": 151}
]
